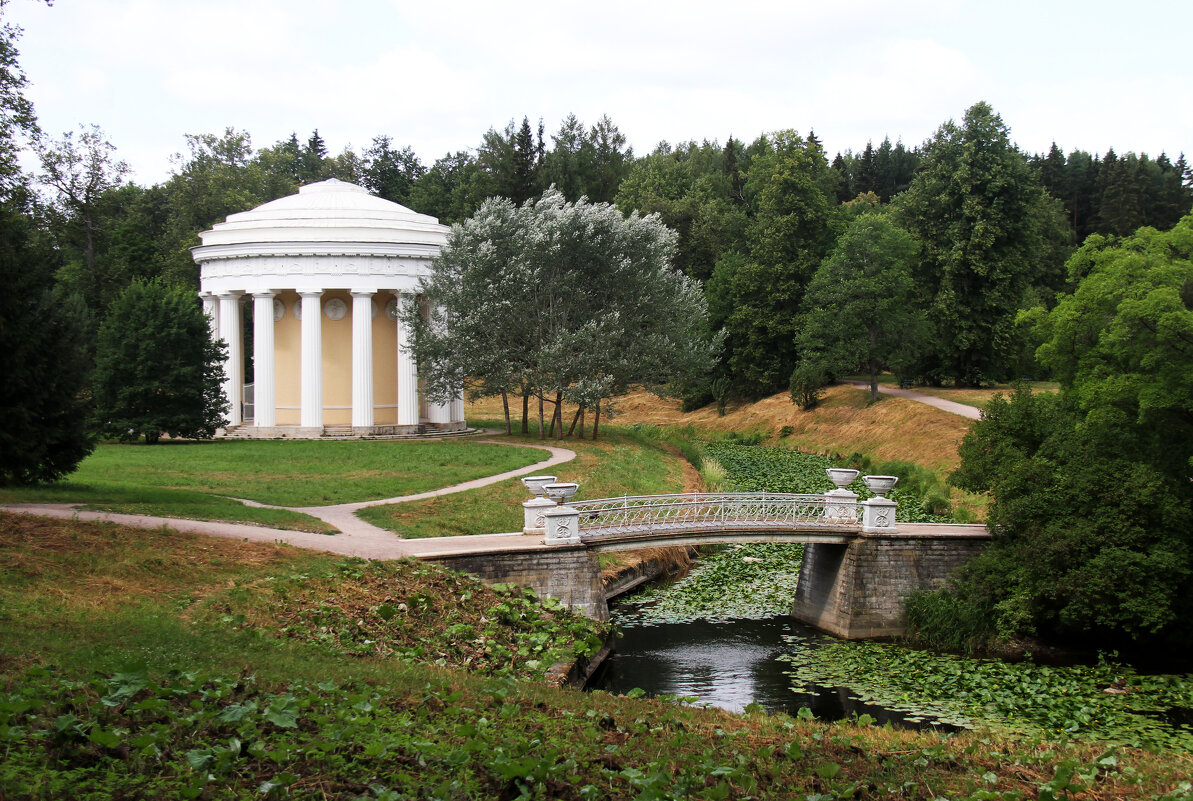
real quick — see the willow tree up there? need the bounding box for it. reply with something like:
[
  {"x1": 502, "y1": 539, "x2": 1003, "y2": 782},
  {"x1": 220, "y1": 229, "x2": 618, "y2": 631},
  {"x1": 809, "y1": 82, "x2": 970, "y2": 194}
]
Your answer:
[{"x1": 407, "y1": 189, "x2": 717, "y2": 438}]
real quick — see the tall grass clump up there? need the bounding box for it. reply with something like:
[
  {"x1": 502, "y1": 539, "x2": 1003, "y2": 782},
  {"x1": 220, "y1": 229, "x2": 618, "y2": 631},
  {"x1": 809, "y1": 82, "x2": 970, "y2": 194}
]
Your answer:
[
  {"x1": 698, "y1": 458, "x2": 730, "y2": 490},
  {"x1": 903, "y1": 585, "x2": 996, "y2": 655}
]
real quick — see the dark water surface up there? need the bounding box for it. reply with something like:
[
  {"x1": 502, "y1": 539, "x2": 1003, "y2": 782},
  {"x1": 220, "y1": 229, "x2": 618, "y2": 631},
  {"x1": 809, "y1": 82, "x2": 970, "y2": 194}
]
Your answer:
[{"x1": 588, "y1": 615, "x2": 956, "y2": 730}]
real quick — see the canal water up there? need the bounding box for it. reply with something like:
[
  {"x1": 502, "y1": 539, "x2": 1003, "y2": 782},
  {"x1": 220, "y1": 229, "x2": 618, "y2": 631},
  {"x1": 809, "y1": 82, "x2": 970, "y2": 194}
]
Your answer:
[{"x1": 588, "y1": 613, "x2": 956, "y2": 730}]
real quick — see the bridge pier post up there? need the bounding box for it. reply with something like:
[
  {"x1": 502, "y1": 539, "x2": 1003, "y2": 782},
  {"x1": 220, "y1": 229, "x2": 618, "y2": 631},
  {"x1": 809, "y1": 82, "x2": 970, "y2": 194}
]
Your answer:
[
  {"x1": 791, "y1": 531, "x2": 988, "y2": 639},
  {"x1": 543, "y1": 505, "x2": 581, "y2": 545}
]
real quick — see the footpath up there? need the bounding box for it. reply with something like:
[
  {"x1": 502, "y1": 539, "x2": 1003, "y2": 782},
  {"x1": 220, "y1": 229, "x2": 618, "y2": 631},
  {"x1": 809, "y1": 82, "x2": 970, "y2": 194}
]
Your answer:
[
  {"x1": 1, "y1": 440, "x2": 575, "y2": 560},
  {"x1": 842, "y1": 381, "x2": 981, "y2": 420}
]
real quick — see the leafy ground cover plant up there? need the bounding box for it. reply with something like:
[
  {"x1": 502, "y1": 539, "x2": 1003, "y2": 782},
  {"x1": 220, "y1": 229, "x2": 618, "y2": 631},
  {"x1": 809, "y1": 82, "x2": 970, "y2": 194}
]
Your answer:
[
  {"x1": 201, "y1": 558, "x2": 607, "y2": 682},
  {"x1": 615, "y1": 543, "x2": 804, "y2": 625},
  {"x1": 779, "y1": 637, "x2": 1193, "y2": 751}
]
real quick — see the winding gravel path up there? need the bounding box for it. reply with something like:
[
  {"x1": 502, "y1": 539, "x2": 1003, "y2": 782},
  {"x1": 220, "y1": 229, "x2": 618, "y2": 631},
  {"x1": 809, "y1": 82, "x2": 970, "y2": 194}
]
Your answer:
[{"x1": 1, "y1": 440, "x2": 576, "y2": 559}]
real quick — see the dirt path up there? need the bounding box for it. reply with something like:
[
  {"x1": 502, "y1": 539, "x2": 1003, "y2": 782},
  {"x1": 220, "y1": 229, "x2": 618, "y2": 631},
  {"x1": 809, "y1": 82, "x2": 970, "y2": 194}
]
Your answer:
[
  {"x1": 1, "y1": 441, "x2": 577, "y2": 559},
  {"x1": 842, "y1": 381, "x2": 981, "y2": 420}
]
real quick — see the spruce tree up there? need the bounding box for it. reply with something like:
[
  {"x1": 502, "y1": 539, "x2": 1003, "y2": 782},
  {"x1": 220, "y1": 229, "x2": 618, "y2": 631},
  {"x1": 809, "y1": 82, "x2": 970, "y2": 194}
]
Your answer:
[
  {"x1": 0, "y1": 205, "x2": 94, "y2": 483},
  {"x1": 92, "y1": 279, "x2": 227, "y2": 443}
]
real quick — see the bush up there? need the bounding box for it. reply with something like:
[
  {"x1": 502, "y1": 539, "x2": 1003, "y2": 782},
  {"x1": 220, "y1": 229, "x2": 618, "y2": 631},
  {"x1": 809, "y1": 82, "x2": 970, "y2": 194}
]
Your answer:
[
  {"x1": 948, "y1": 387, "x2": 1193, "y2": 646},
  {"x1": 903, "y1": 586, "x2": 996, "y2": 654},
  {"x1": 789, "y1": 360, "x2": 828, "y2": 410}
]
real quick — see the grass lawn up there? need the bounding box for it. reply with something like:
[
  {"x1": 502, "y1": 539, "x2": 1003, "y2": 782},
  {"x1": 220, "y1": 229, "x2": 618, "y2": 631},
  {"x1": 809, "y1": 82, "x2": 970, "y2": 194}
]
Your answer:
[
  {"x1": 2, "y1": 512, "x2": 1188, "y2": 799},
  {"x1": 0, "y1": 438, "x2": 546, "y2": 532},
  {"x1": 358, "y1": 424, "x2": 686, "y2": 537}
]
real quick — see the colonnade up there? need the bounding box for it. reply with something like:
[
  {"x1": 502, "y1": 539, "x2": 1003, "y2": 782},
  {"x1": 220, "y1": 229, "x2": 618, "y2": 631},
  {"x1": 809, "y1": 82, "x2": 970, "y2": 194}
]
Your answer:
[{"x1": 199, "y1": 288, "x2": 463, "y2": 435}]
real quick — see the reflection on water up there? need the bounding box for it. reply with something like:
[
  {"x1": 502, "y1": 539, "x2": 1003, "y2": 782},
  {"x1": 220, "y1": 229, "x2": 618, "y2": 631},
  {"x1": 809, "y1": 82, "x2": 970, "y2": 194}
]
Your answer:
[{"x1": 589, "y1": 615, "x2": 956, "y2": 730}]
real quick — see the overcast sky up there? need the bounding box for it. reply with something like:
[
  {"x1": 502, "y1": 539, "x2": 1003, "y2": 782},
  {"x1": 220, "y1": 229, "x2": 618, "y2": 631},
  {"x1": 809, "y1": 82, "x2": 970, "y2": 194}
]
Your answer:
[{"x1": 7, "y1": 0, "x2": 1192, "y2": 185}]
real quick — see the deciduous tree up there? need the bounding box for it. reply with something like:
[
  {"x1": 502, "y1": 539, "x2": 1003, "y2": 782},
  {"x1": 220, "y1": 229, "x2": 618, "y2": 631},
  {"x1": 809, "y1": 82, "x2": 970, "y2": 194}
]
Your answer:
[{"x1": 796, "y1": 213, "x2": 926, "y2": 400}]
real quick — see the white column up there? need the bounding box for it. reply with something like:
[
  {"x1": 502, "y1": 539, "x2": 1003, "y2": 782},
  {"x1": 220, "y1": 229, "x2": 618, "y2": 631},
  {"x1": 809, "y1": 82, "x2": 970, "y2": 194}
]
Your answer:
[
  {"x1": 424, "y1": 300, "x2": 451, "y2": 425},
  {"x1": 450, "y1": 393, "x2": 465, "y2": 425},
  {"x1": 218, "y1": 292, "x2": 243, "y2": 426},
  {"x1": 252, "y1": 292, "x2": 277, "y2": 428},
  {"x1": 351, "y1": 289, "x2": 374, "y2": 428},
  {"x1": 394, "y1": 291, "x2": 420, "y2": 427},
  {"x1": 200, "y1": 292, "x2": 219, "y2": 341},
  {"x1": 299, "y1": 290, "x2": 323, "y2": 429}
]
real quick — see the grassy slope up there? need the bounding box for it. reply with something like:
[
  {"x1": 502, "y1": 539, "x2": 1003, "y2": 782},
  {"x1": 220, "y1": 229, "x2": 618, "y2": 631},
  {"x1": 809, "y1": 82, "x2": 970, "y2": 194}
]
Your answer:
[
  {"x1": 358, "y1": 426, "x2": 686, "y2": 537},
  {"x1": 468, "y1": 385, "x2": 972, "y2": 475},
  {"x1": 0, "y1": 439, "x2": 544, "y2": 532},
  {"x1": 1, "y1": 513, "x2": 1188, "y2": 800}
]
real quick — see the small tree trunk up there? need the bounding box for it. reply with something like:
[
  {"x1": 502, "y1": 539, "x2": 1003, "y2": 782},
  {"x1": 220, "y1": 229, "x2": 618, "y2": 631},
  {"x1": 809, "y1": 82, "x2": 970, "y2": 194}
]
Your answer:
[
  {"x1": 870, "y1": 367, "x2": 879, "y2": 403},
  {"x1": 553, "y1": 391, "x2": 564, "y2": 439},
  {"x1": 592, "y1": 400, "x2": 602, "y2": 440},
  {"x1": 547, "y1": 395, "x2": 558, "y2": 438},
  {"x1": 521, "y1": 390, "x2": 529, "y2": 434},
  {"x1": 567, "y1": 404, "x2": 584, "y2": 437},
  {"x1": 537, "y1": 392, "x2": 545, "y2": 439},
  {"x1": 501, "y1": 390, "x2": 511, "y2": 435}
]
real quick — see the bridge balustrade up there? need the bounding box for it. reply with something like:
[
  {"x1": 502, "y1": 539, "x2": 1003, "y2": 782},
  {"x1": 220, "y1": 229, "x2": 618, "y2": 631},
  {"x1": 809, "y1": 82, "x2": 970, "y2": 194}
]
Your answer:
[{"x1": 568, "y1": 492, "x2": 862, "y2": 540}]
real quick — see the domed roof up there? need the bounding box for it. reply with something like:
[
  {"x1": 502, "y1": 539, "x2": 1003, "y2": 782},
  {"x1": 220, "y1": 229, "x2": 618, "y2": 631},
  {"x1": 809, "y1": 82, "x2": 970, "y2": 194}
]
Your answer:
[
  {"x1": 194, "y1": 179, "x2": 450, "y2": 294},
  {"x1": 193, "y1": 178, "x2": 448, "y2": 254}
]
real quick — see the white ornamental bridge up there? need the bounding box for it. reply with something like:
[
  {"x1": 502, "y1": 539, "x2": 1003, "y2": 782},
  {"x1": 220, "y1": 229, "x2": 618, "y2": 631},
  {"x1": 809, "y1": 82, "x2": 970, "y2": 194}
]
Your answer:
[
  {"x1": 520, "y1": 469, "x2": 898, "y2": 550},
  {"x1": 430, "y1": 470, "x2": 989, "y2": 639}
]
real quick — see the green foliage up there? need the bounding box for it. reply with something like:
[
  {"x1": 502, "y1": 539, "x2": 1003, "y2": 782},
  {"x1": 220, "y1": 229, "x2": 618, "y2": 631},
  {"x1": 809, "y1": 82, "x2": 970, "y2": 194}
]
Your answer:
[
  {"x1": 410, "y1": 190, "x2": 718, "y2": 437},
  {"x1": 709, "y1": 132, "x2": 842, "y2": 398},
  {"x1": 617, "y1": 543, "x2": 806, "y2": 625},
  {"x1": 904, "y1": 586, "x2": 996, "y2": 654},
  {"x1": 92, "y1": 278, "x2": 227, "y2": 443},
  {"x1": 0, "y1": 206, "x2": 94, "y2": 484},
  {"x1": 253, "y1": 559, "x2": 608, "y2": 680},
  {"x1": 1037, "y1": 213, "x2": 1193, "y2": 474},
  {"x1": 949, "y1": 387, "x2": 1193, "y2": 644},
  {"x1": 895, "y1": 102, "x2": 1068, "y2": 386},
  {"x1": 788, "y1": 360, "x2": 829, "y2": 410},
  {"x1": 796, "y1": 213, "x2": 926, "y2": 398}
]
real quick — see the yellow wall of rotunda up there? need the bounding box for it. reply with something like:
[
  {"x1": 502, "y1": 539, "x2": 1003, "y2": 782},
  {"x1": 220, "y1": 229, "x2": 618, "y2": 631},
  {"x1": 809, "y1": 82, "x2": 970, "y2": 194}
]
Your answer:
[
  {"x1": 321, "y1": 291, "x2": 353, "y2": 425},
  {"x1": 373, "y1": 302, "x2": 398, "y2": 424},
  {"x1": 274, "y1": 291, "x2": 301, "y2": 426}
]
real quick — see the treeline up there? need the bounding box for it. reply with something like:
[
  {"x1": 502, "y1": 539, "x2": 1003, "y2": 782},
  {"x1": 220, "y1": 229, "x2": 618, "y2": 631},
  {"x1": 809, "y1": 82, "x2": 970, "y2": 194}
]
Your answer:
[{"x1": 38, "y1": 104, "x2": 1192, "y2": 404}]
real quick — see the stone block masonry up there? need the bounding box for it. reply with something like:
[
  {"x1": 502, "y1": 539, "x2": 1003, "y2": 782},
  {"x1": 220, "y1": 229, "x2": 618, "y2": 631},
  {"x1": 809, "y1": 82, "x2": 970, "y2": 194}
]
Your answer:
[
  {"x1": 791, "y1": 527, "x2": 989, "y2": 638},
  {"x1": 428, "y1": 545, "x2": 607, "y2": 621}
]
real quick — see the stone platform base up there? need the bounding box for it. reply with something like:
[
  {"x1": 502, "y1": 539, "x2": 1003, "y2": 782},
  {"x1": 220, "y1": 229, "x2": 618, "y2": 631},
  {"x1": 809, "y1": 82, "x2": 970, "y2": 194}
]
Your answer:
[{"x1": 219, "y1": 422, "x2": 474, "y2": 440}]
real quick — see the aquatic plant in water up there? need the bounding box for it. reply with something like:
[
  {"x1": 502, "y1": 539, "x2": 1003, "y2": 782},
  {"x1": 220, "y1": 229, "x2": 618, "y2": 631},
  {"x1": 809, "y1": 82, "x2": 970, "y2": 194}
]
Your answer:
[
  {"x1": 779, "y1": 637, "x2": 1193, "y2": 750},
  {"x1": 614, "y1": 543, "x2": 804, "y2": 626}
]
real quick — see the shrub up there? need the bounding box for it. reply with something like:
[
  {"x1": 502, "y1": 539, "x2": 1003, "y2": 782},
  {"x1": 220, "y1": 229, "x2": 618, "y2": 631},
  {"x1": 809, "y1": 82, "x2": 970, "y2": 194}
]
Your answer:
[{"x1": 789, "y1": 360, "x2": 828, "y2": 410}]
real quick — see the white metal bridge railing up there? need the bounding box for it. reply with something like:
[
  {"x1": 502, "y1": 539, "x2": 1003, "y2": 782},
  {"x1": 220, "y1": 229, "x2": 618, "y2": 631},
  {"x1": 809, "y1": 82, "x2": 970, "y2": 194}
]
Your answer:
[{"x1": 567, "y1": 492, "x2": 862, "y2": 539}]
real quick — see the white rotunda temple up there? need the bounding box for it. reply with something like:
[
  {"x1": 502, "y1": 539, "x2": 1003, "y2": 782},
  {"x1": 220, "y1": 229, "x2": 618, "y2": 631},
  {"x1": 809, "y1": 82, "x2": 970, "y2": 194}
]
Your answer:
[{"x1": 193, "y1": 178, "x2": 466, "y2": 438}]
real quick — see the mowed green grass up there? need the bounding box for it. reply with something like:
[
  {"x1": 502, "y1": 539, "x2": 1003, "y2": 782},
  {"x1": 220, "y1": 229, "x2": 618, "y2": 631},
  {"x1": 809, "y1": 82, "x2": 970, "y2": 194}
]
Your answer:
[
  {"x1": 359, "y1": 424, "x2": 686, "y2": 537},
  {"x1": 0, "y1": 438, "x2": 546, "y2": 531}
]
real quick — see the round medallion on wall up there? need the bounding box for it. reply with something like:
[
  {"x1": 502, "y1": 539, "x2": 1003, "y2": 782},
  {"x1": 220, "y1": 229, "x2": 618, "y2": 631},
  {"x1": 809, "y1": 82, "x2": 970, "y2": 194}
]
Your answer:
[
  {"x1": 385, "y1": 298, "x2": 399, "y2": 321},
  {"x1": 293, "y1": 300, "x2": 303, "y2": 320},
  {"x1": 324, "y1": 297, "x2": 348, "y2": 321},
  {"x1": 273, "y1": 298, "x2": 285, "y2": 321}
]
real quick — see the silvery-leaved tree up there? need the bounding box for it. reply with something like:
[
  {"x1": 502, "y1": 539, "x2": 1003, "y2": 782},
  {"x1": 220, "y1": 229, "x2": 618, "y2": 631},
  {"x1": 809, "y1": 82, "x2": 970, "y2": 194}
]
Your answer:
[{"x1": 405, "y1": 188, "x2": 718, "y2": 438}]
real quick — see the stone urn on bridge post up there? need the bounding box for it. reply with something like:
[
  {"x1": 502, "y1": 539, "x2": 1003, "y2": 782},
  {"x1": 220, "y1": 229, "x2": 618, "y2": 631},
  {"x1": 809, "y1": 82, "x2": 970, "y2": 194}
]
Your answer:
[{"x1": 861, "y1": 475, "x2": 899, "y2": 533}]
